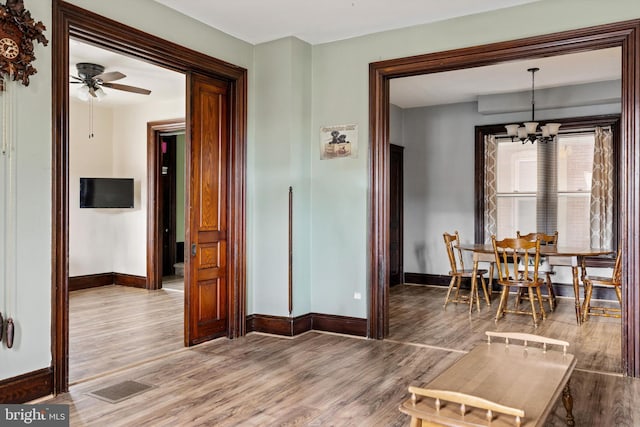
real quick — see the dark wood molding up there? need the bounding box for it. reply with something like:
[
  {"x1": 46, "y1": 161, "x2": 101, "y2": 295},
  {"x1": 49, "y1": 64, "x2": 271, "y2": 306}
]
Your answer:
[
  {"x1": 0, "y1": 368, "x2": 53, "y2": 403},
  {"x1": 404, "y1": 273, "x2": 453, "y2": 286},
  {"x1": 369, "y1": 20, "x2": 640, "y2": 377},
  {"x1": 53, "y1": 0, "x2": 247, "y2": 395},
  {"x1": 147, "y1": 119, "x2": 185, "y2": 291},
  {"x1": 113, "y1": 273, "x2": 146, "y2": 288},
  {"x1": 69, "y1": 273, "x2": 113, "y2": 291},
  {"x1": 246, "y1": 313, "x2": 366, "y2": 337},
  {"x1": 246, "y1": 314, "x2": 313, "y2": 336},
  {"x1": 311, "y1": 313, "x2": 367, "y2": 337}
]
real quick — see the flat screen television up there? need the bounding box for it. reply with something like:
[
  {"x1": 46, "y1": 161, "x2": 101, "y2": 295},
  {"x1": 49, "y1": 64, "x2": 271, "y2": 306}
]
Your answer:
[{"x1": 80, "y1": 177, "x2": 134, "y2": 208}]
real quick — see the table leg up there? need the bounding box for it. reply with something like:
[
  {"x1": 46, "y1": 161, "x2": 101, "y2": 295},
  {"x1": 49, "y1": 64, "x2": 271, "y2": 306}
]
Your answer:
[
  {"x1": 571, "y1": 266, "x2": 582, "y2": 325},
  {"x1": 562, "y1": 380, "x2": 575, "y2": 426}
]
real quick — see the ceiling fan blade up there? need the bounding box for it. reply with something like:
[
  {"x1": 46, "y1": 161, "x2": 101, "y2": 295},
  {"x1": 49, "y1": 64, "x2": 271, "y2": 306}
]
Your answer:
[
  {"x1": 94, "y1": 71, "x2": 126, "y2": 83},
  {"x1": 102, "y1": 82, "x2": 151, "y2": 95}
]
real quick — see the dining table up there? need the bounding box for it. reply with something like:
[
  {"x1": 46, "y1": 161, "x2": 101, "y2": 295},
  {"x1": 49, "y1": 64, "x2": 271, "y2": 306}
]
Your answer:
[{"x1": 457, "y1": 243, "x2": 613, "y2": 324}]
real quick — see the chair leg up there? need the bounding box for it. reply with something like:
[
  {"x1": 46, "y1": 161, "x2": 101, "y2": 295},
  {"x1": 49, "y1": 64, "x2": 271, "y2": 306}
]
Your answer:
[
  {"x1": 582, "y1": 281, "x2": 594, "y2": 323},
  {"x1": 614, "y1": 286, "x2": 622, "y2": 306},
  {"x1": 536, "y1": 286, "x2": 546, "y2": 320},
  {"x1": 443, "y1": 276, "x2": 457, "y2": 308},
  {"x1": 479, "y1": 275, "x2": 490, "y2": 306},
  {"x1": 495, "y1": 286, "x2": 509, "y2": 322},
  {"x1": 488, "y1": 263, "x2": 494, "y2": 302},
  {"x1": 528, "y1": 287, "x2": 538, "y2": 327},
  {"x1": 546, "y1": 272, "x2": 556, "y2": 311}
]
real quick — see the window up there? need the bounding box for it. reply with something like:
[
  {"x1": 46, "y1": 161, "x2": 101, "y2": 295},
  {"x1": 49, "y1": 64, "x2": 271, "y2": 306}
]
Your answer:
[
  {"x1": 495, "y1": 133, "x2": 594, "y2": 246},
  {"x1": 475, "y1": 116, "x2": 619, "y2": 250}
]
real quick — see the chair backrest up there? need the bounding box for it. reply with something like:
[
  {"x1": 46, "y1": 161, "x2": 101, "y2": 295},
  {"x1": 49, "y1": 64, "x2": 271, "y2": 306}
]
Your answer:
[
  {"x1": 516, "y1": 231, "x2": 558, "y2": 247},
  {"x1": 492, "y1": 235, "x2": 541, "y2": 283},
  {"x1": 443, "y1": 231, "x2": 464, "y2": 273}
]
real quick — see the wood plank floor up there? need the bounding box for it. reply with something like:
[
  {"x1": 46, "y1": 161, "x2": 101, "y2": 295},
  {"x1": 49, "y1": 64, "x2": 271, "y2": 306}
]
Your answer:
[{"x1": 49, "y1": 282, "x2": 637, "y2": 426}]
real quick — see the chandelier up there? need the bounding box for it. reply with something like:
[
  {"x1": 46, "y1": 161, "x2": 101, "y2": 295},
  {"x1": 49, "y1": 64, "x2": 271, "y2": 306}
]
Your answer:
[{"x1": 505, "y1": 67, "x2": 561, "y2": 144}]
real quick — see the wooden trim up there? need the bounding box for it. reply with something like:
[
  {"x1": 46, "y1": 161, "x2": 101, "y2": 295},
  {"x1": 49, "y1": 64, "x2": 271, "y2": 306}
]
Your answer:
[
  {"x1": 311, "y1": 313, "x2": 367, "y2": 337},
  {"x1": 246, "y1": 313, "x2": 366, "y2": 337},
  {"x1": 369, "y1": 20, "x2": 640, "y2": 377},
  {"x1": 404, "y1": 273, "x2": 454, "y2": 286},
  {"x1": 0, "y1": 368, "x2": 53, "y2": 403},
  {"x1": 147, "y1": 119, "x2": 185, "y2": 291},
  {"x1": 246, "y1": 314, "x2": 313, "y2": 336},
  {"x1": 113, "y1": 273, "x2": 146, "y2": 288},
  {"x1": 69, "y1": 273, "x2": 113, "y2": 291},
  {"x1": 53, "y1": 0, "x2": 247, "y2": 395}
]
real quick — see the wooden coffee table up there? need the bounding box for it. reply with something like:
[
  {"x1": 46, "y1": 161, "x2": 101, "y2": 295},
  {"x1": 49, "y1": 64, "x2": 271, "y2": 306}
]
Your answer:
[{"x1": 399, "y1": 332, "x2": 577, "y2": 426}]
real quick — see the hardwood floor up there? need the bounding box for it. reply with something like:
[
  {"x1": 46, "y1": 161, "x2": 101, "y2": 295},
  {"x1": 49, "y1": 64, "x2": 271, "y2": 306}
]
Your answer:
[
  {"x1": 69, "y1": 282, "x2": 183, "y2": 384},
  {"x1": 47, "y1": 283, "x2": 636, "y2": 426}
]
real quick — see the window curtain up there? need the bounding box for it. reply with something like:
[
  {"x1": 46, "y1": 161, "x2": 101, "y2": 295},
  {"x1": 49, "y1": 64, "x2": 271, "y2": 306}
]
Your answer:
[
  {"x1": 484, "y1": 134, "x2": 497, "y2": 243},
  {"x1": 590, "y1": 126, "x2": 614, "y2": 249}
]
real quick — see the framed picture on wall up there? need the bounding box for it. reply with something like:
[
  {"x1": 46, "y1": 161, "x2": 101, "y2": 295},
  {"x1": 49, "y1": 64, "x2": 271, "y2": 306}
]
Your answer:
[{"x1": 320, "y1": 124, "x2": 358, "y2": 160}]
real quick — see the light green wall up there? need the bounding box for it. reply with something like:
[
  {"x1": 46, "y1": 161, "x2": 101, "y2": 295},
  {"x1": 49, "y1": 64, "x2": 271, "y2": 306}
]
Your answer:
[
  {"x1": 252, "y1": 37, "x2": 312, "y2": 316},
  {"x1": 3, "y1": 0, "x2": 640, "y2": 382},
  {"x1": 176, "y1": 133, "x2": 185, "y2": 243}
]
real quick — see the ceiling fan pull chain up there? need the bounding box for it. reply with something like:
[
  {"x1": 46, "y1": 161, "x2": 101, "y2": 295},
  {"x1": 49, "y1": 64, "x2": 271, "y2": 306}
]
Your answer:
[{"x1": 89, "y1": 98, "x2": 94, "y2": 139}]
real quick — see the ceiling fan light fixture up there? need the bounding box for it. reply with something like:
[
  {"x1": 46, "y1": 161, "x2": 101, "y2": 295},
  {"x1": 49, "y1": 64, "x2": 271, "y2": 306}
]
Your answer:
[
  {"x1": 76, "y1": 85, "x2": 90, "y2": 101},
  {"x1": 505, "y1": 67, "x2": 561, "y2": 144},
  {"x1": 94, "y1": 86, "x2": 107, "y2": 100}
]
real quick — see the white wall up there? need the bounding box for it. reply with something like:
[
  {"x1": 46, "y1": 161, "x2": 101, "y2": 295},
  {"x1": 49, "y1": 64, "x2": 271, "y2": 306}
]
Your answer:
[
  {"x1": 69, "y1": 100, "x2": 116, "y2": 275},
  {"x1": 4, "y1": 0, "x2": 640, "y2": 381},
  {"x1": 68, "y1": 97, "x2": 184, "y2": 277}
]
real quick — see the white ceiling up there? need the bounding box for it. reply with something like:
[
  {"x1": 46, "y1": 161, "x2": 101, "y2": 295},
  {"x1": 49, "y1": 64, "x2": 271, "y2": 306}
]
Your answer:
[
  {"x1": 390, "y1": 47, "x2": 622, "y2": 109},
  {"x1": 69, "y1": 39, "x2": 184, "y2": 107},
  {"x1": 69, "y1": 1, "x2": 621, "y2": 109},
  {"x1": 153, "y1": 0, "x2": 540, "y2": 45}
]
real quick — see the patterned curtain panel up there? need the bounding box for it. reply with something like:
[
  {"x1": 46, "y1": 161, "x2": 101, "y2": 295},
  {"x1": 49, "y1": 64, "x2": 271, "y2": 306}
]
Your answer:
[
  {"x1": 484, "y1": 134, "x2": 497, "y2": 243},
  {"x1": 590, "y1": 127, "x2": 614, "y2": 249}
]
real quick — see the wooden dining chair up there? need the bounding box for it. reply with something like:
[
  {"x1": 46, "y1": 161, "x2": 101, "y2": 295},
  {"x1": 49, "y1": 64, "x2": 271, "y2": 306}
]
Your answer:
[
  {"x1": 442, "y1": 231, "x2": 489, "y2": 309},
  {"x1": 582, "y1": 248, "x2": 622, "y2": 322},
  {"x1": 516, "y1": 231, "x2": 558, "y2": 311},
  {"x1": 492, "y1": 235, "x2": 546, "y2": 327}
]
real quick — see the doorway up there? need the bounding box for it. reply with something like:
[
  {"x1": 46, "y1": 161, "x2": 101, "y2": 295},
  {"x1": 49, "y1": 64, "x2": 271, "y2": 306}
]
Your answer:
[
  {"x1": 52, "y1": 0, "x2": 247, "y2": 394},
  {"x1": 368, "y1": 20, "x2": 640, "y2": 377}
]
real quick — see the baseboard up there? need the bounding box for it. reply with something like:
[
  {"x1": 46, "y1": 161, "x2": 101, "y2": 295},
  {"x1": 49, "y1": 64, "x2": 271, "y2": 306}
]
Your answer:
[
  {"x1": 247, "y1": 313, "x2": 366, "y2": 338},
  {"x1": 404, "y1": 273, "x2": 464, "y2": 287},
  {"x1": 69, "y1": 273, "x2": 114, "y2": 291},
  {"x1": 0, "y1": 367, "x2": 53, "y2": 403},
  {"x1": 113, "y1": 273, "x2": 146, "y2": 288},
  {"x1": 69, "y1": 272, "x2": 147, "y2": 291}
]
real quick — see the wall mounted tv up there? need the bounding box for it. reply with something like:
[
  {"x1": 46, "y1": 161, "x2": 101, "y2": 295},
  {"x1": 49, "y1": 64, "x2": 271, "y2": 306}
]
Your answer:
[{"x1": 80, "y1": 178, "x2": 134, "y2": 208}]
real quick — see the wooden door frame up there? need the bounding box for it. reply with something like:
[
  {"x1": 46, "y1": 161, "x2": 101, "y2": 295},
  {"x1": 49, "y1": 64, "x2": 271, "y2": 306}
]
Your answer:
[
  {"x1": 52, "y1": 0, "x2": 247, "y2": 393},
  {"x1": 389, "y1": 144, "x2": 404, "y2": 286},
  {"x1": 368, "y1": 20, "x2": 640, "y2": 377},
  {"x1": 147, "y1": 119, "x2": 185, "y2": 290}
]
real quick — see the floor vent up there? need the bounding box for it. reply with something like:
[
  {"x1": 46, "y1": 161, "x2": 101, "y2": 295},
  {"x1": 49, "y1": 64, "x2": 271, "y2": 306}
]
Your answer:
[{"x1": 87, "y1": 380, "x2": 154, "y2": 404}]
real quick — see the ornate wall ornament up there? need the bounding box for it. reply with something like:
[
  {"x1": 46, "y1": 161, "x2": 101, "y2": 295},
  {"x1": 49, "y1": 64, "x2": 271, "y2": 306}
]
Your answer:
[{"x1": 0, "y1": 0, "x2": 47, "y2": 89}]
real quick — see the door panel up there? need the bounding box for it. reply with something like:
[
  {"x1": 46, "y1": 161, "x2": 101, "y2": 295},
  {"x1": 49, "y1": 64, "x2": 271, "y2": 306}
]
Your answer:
[{"x1": 186, "y1": 73, "x2": 229, "y2": 345}]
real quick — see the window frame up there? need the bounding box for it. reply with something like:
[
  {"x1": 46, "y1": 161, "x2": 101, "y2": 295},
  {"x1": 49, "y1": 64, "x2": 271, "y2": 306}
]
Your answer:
[{"x1": 474, "y1": 114, "x2": 621, "y2": 267}]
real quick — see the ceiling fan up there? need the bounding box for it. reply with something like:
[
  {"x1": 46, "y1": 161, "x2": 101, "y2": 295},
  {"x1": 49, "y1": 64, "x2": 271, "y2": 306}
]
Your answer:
[{"x1": 70, "y1": 62, "x2": 152, "y2": 100}]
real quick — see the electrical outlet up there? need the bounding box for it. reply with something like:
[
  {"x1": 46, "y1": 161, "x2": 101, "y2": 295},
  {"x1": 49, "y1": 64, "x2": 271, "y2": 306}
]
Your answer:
[{"x1": 353, "y1": 292, "x2": 362, "y2": 300}]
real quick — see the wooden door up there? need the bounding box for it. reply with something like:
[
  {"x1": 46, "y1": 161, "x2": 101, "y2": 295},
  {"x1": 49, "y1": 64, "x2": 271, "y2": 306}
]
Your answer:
[
  {"x1": 389, "y1": 144, "x2": 404, "y2": 286},
  {"x1": 185, "y1": 73, "x2": 229, "y2": 345}
]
